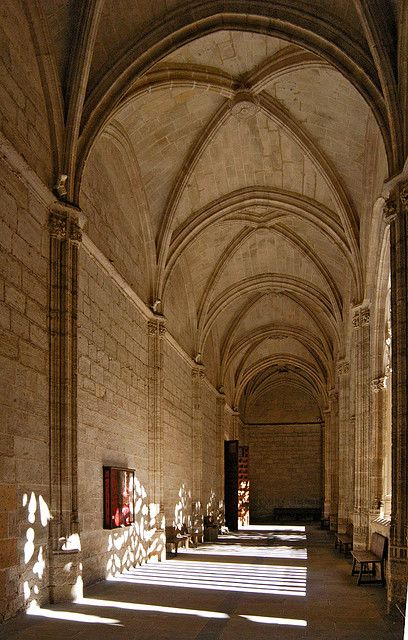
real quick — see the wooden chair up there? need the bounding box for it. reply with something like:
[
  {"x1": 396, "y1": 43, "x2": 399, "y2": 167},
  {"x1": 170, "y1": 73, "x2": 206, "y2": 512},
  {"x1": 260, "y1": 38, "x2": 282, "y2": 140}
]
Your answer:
[
  {"x1": 165, "y1": 525, "x2": 189, "y2": 556},
  {"x1": 351, "y1": 533, "x2": 387, "y2": 585}
]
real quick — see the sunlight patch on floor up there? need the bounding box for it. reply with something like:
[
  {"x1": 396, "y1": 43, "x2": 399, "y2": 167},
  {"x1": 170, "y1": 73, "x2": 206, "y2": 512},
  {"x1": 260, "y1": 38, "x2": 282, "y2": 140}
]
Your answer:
[
  {"x1": 240, "y1": 614, "x2": 307, "y2": 626},
  {"x1": 76, "y1": 597, "x2": 229, "y2": 619},
  {"x1": 27, "y1": 602, "x2": 121, "y2": 625},
  {"x1": 109, "y1": 560, "x2": 307, "y2": 596},
  {"x1": 182, "y1": 544, "x2": 307, "y2": 559}
]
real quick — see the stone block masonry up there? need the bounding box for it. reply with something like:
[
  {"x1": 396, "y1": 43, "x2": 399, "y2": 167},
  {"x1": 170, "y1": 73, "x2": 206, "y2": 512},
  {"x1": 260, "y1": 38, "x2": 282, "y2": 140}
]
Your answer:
[
  {"x1": 0, "y1": 160, "x2": 50, "y2": 620},
  {"x1": 78, "y1": 249, "x2": 150, "y2": 585},
  {"x1": 248, "y1": 424, "x2": 322, "y2": 520}
]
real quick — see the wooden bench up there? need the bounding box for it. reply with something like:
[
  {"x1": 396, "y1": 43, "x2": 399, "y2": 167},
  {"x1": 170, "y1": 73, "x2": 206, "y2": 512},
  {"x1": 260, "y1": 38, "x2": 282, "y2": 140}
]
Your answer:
[
  {"x1": 180, "y1": 523, "x2": 199, "y2": 547},
  {"x1": 335, "y1": 522, "x2": 353, "y2": 556},
  {"x1": 165, "y1": 525, "x2": 190, "y2": 555},
  {"x1": 351, "y1": 533, "x2": 387, "y2": 585}
]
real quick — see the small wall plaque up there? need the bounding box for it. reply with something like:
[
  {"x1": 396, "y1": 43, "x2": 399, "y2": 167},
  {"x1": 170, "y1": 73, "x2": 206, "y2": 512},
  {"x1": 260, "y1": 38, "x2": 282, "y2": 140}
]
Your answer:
[{"x1": 103, "y1": 466, "x2": 135, "y2": 529}]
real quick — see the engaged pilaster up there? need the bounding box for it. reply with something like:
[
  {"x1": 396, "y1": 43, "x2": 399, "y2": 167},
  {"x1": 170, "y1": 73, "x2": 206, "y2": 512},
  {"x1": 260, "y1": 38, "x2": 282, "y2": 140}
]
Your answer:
[
  {"x1": 370, "y1": 377, "x2": 387, "y2": 519},
  {"x1": 231, "y1": 407, "x2": 241, "y2": 441},
  {"x1": 385, "y1": 181, "x2": 408, "y2": 606},
  {"x1": 48, "y1": 204, "x2": 83, "y2": 602},
  {"x1": 147, "y1": 318, "x2": 165, "y2": 511},
  {"x1": 322, "y1": 407, "x2": 331, "y2": 520},
  {"x1": 191, "y1": 367, "x2": 205, "y2": 516},
  {"x1": 337, "y1": 360, "x2": 351, "y2": 533},
  {"x1": 352, "y1": 305, "x2": 371, "y2": 549},
  {"x1": 328, "y1": 389, "x2": 339, "y2": 532},
  {"x1": 216, "y1": 392, "x2": 226, "y2": 502}
]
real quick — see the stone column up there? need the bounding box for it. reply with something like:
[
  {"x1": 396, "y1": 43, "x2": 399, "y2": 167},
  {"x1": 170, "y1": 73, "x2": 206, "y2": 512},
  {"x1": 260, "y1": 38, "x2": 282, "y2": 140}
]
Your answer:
[
  {"x1": 231, "y1": 408, "x2": 241, "y2": 441},
  {"x1": 147, "y1": 318, "x2": 165, "y2": 513},
  {"x1": 348, "y1": 415, "x2": 356, "y2": 522},
  {"x1": 370, "y1": 377, "x2": 387, "y2": 520},
  {"x1": 385, "y1": 181, "x2": 408, "y2": 606},
  {"x1": 48, "y1": 204, "x2": 83, "y2": 603},
  {"x1": 352, "y1": 305, "x2": 371, "y2": 549},
  {"x1": 337, "y1": 361, "x2": 350, "y2": 533},
  {"x1": 328, "y1": 389, "x2": 339, "y2": 532},
  {"x1": 216, "y1": 393, "x2": 226, "y2": 502},
  {"x1": 192, "y1": 367, "x2": 205, "y2": 526},
  {"x1": 322, "y1": 407, "x2": 331, "y2": 520}
]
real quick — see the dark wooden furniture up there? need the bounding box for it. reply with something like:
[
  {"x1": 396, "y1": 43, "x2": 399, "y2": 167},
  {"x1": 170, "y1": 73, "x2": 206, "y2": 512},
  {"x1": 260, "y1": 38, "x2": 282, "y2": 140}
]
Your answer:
[
  {"x1": 203, "y1": 515, "x2": 218, "y2": 542},
  {"x1": 165, "y1": 525, "x2": 189, "y2": 555},
  {"x1": 180, "y1": 523, "x2": 198, "y2": 547},
  {"x1": 335, "y1": 522, "x2": 353, "y2": 556},
  {"x1": 351, "y1": 533, "x2": 387, "y2": 585},
  {"x1": 273, "y1": 507, "x2": 321, "y2": 521}
]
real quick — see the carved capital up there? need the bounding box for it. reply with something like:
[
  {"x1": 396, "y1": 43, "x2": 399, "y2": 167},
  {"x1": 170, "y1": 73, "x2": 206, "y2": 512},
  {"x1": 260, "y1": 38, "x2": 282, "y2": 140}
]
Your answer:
[
  {"x1": 352, "y1": 311, "x2": 360, "y2": 327},
  {"x1": 383, "y1": 197, "x2": 397, "y2": 224},
  {"x1": 371, "y1": 377, "x2": 386, "y2": 393},
  {"x1": 400, "y1": 181, "x2": 408, "y2": 210},
  {"x1": 352, "y1": 306, "x2": 370, "y2": 328},
  {"x1": 49, "y1": 211, "x2": 67, "y2": 239},
  {"x1": 337, "y1": 360, "x2": 350, "y2": 376},
  {"x1": 329, "y1": 388, "x2": 338, "y2": 404},
  {"x1": 192, "y1": 367, "x2": 205, "y2": 380},
  {"x1": 361, "y1": 307, "x2": 370, "y2": 326},
  {"x1": 158, "y1": 323, "x2": 166, "y2": 336},
  {"x1": 69, "y1": 222, "x2": 82, "y2": 244},
  {"x1": 148, "y1": 321, "x2": 158, "y2": 335},
  {"x1": 49, "y1": 207, "x2": 83, "y2": 244}
]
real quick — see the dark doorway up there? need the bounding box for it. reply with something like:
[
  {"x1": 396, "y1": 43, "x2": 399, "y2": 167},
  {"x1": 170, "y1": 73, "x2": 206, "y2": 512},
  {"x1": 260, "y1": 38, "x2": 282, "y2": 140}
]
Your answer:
[{"x1": 224, "y1": 440, "x2": 239, "y2": 530}]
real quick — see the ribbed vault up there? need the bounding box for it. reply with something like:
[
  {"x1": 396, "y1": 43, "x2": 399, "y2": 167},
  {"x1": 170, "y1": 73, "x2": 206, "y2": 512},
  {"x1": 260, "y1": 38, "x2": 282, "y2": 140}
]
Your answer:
[
  {"x1": 79, "y1": 22, "x2": 388, "y2": 414},
  {"x1": 22, "y1": 0, "x2": 399, "y2": 417}
]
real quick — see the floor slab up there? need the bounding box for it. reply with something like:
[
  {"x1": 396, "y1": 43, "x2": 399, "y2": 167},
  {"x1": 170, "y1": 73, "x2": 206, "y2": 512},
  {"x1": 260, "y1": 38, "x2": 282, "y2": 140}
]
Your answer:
[{"x1": 0, "y1": 524, "x2": 403, "y2": 639}]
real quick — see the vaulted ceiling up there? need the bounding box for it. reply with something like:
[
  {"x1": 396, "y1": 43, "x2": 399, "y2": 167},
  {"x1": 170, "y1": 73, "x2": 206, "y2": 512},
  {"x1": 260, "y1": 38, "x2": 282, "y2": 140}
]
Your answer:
[{"x1": 21, "y1": 0, "x2": 407, "y2": 416}]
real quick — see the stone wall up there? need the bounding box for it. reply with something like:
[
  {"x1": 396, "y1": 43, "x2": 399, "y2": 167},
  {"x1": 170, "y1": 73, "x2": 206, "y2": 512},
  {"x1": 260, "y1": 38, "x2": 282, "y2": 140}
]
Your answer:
[
  {"x1": 162, "y1": 341, "x2": 193, "y2": 525},
  {"x1": 201, "y1": 383, "x2": 219, "y2": 515},
  {"x1": 0, "y1": 0, "x2": 52, "y2": 184},
  {"x1": 246, "y1": 384, "x2": 321, "y2": 424},
  {"x1": 247, "y1": 424, "x2": 322, "y2": 520},
  {"x1": 77, "y1": 247, "x2": 151, "y2": 585},
  {"x1": 80, "y1": 135, "x2": 152, "y2": 303},
  {"x1": 0, "y1": 158, "x2": 50, "y2": 619},
  {"x1": 76, "y1": 243, "x2": 226, "y2": 585}
]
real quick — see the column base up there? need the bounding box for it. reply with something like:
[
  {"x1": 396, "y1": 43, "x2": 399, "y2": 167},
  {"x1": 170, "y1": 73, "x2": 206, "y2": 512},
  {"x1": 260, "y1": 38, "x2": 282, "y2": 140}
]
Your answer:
[
  {"x1": 337, "y1": 515, "x2": 348, "y2": 534},
  {"x1": 352, "y1": 525, "x2": 369, "y2": 550},
  {"x1": 329, "y1": 512, "x2": 338, "y2": 532},
  {"x1": 49, "y1": 549, "x2": 82, "y2": 604},
  {"x1": 147, "y1": 504, "x2": 166, "y2": 562},
  {"x1": 388, "y1": 545, "x2": 408, "y2": 609},
  {"x1": 192, "y1": 500, "x2": 204, "y2": 542}
]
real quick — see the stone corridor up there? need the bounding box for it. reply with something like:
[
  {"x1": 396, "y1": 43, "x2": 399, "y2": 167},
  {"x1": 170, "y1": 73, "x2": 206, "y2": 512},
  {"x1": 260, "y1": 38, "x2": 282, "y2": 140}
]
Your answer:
[
  {"x1": 0, "y1": 525, "x2": 402, "y2": 640},
  {"x1": 2, "y1": 0, "x2": 408, "y2": 628}
]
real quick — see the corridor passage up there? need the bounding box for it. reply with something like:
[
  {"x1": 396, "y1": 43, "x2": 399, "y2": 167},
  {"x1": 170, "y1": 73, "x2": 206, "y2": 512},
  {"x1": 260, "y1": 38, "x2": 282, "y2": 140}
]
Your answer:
[{"x1": 0, "y1": 525, "x2": 402, "y2": 640}]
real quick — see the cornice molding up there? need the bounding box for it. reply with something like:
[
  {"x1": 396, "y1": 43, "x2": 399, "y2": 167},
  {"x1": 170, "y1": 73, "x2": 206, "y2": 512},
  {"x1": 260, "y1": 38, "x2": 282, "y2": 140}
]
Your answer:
[
  {"x1": 82, "y1": 234, "x2": 155, "y2": 322},
  {"x1": 0, "y1": 130, "x2": 55, "y2": 208}
]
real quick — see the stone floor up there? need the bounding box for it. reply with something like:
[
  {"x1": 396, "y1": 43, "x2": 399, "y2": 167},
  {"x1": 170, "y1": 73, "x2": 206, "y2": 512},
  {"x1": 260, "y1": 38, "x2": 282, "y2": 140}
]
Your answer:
[{"x1": 0, "y1": 524, "x2": 404, "y2": 639}]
